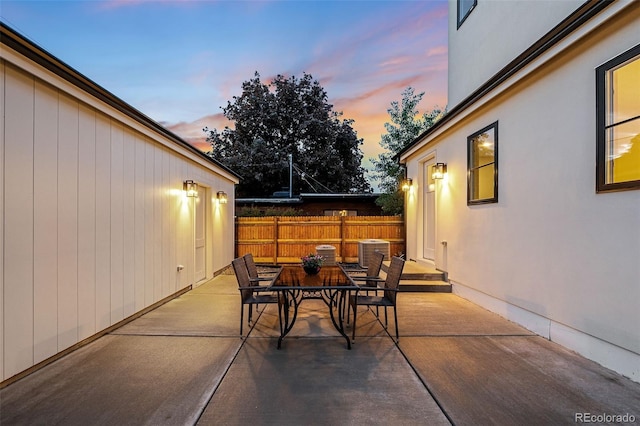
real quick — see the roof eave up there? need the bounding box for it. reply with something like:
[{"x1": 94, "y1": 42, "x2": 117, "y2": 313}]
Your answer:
[{"x1": 0, "y1": 22, "x2": 241, "y2": 181}]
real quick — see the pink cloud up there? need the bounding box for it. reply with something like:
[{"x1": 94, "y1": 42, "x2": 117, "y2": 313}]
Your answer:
[
  {"x1": 427, "y1": 45, "x2": 448, "y2": 57},
  {"x1": 164, "y1": 113, "x2": 232, "y2": 153},
  {"x1": 332, "y1": 70, "x2": 448, "y2": 164},
  {"x1": 379, "y1": 55, "x2": 414, "y2": 68}
]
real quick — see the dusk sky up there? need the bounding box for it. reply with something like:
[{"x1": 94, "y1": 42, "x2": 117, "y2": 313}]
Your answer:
[{"x1": 1, "y1": 0, "x2": 448, "y2": 187}]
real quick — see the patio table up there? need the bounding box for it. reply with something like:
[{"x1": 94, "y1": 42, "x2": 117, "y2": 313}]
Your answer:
[{"x1": 271, "y1": 265, "x2": 358, "y2": 349}]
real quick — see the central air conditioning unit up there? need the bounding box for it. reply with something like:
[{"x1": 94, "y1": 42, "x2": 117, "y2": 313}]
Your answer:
[
  {"x1": 358, "y1": 239, "x2": 390, "y2": 268},
  {"x1": 315, "y1": 245, "x2": 336, "y2": 265}
]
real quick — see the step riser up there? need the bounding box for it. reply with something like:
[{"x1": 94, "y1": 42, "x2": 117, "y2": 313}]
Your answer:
[
  {"x1": 381, "y1": 263, "x2": 447, "y2": 282},
  {"x1": 400, "y1": 273, "x2": 446, "y2": 281},
  {"x1": 400, "y1": 284, "x2": 452, "y2": 293}
]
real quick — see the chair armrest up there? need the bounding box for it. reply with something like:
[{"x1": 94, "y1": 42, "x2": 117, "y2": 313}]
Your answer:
[
  {"x1": 255, "y1": 264, "x2": 283, "y2": 271},
  {"x1": 345, "y1": 276, "x2": 380, "y2": 289},
  {"x1": 357, "y1": 285, "x2": 382, "y2": 290},
  {"x1": 255, "y1": 268, "x2": 282, "y2": 278},
  {"x1": 249, "y1": 277, "x2": 273, "y2": 282},
  {"x1": 351, "y1": 276, "x2": 383, "y2": 282},
  {"x1": 338, "y1": 263, "x2": 368, "y2": 272},
  {"x1": 254, "y1": 286, "x2": 277, "y2": 292},
  {"x1": 239, "y1": 285, "x2": 274, "y2": 291}
]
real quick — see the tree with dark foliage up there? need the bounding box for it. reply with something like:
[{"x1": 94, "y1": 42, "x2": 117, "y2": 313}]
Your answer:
[
  {"x1": 205, "y1": 72, "x2": 370, "y2": 197},
  {"x1": 371, "y1": 87, "x2": 444, "y2": 215}
]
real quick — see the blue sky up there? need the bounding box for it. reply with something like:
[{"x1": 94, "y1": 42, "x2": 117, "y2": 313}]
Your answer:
[{"x1": 1, "y1": 0, "x2": 448, "y2": 183}]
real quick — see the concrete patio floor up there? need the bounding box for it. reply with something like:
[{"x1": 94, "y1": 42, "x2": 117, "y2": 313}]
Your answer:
[{"x1": 1, "y1": 272, "x2": 639, "y2": 425}]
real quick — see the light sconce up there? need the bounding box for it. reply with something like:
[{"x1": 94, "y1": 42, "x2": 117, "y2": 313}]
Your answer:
[
  {"x1": 401, "y1": 178, "x2": 413, "y2": 192},
  {"x1": 183, "y1": 180, "x2": 198, "y2": 197},
  {"x1": 216, "y1": 191, "x2": 228, "y2": 204},
  {"x1": 432, "y1": 163, "x2": 447, "y2": 179}
]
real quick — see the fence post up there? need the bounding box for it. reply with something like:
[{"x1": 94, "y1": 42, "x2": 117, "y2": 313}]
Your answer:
[
  {"x1": 340, "y1": 215, "x2": 346, "y2": 263},
  {"x1": 273, "y1": 216, "x2": 279, "y2": 264}
]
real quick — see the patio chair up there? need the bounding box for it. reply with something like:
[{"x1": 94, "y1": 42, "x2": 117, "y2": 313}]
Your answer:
[
  {"x1": 232, "y1": 257, "x2": 281, "y2": 336},
  {"x1": 343, "y1": 250, "x2": 385, "y2": 320},
  {"x1": 243, "y1": 253, "x2": 282, "y2": 287},
  {"x1": 348, "y1": 256, "x2": 405, "y2": 343},
  {"x1": 345, "y1": 250, "x2": 385, "y2": 289}
]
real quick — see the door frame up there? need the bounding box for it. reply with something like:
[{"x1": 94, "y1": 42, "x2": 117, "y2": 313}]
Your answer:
[
  {"x1": 417, "y1": 152, "x2": 438, "y2": 266},
  {"x1": 193, "y1": 185, "x2": 208, "y2": 284}
]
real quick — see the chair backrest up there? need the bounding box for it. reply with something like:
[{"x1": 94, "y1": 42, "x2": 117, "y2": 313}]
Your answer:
[
  {"x1": 383, "y1": 256, "x2": 405, "y2": 303},
  {"x1": 232, "y1": 257, "x2": 253, "y2": 302},
  {"x1": 367, "y1": 251, "x2": 385, "y2": 277},
  {"x1": 361, "y1": 250, "x2": 385, "y2": 287},
  {"x1": 243, "y1": 253, "x2": 259, "y2": 280}
]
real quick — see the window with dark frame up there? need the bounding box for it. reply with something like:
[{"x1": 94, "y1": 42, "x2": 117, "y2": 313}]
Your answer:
[
  {"x1": 468, "y1": 122, "x2": 498, "y2": 205},
  {"x1": 458, "y1": 0, "x2": 477, "y2": 29},
  {"x1": 596, "y1": 44, "x2": 640, "y2": 193}
]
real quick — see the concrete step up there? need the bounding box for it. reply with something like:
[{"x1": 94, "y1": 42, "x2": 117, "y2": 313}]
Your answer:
[
  {"x1": 380, "y1": 260, "x2": 451, "y2": 293},
  {"x1": 399, "y1": 280, "x2": 452, "y2": 293}
]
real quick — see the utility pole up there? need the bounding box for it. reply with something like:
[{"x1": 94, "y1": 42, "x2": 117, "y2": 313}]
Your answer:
[{"x1": 288, "y1": 153, "x2": 293, "y2": 198}]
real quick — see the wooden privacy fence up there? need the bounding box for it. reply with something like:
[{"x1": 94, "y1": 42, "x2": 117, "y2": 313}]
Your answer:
[{"x1": 236, "y1": 216, "x2": 405, "y2": 264}]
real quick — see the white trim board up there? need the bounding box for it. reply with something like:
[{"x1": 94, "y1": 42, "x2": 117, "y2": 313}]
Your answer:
[{"x1": 452, "y1": 281, "x2": 640, "y2": 384}]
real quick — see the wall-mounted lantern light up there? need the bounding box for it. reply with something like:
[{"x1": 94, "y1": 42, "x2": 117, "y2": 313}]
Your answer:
[
  {"x1": 216, "y1": 191, "x2": 228, "y2": 204},
  {"x1": 183, "y1": 180, "x2": 198, "y2": 197},
  {"x1": 401, "y1": 178, "x2": 413, "y2": 192},
  {"x1": 432, "y1": 163, "x2": 447, "y2": 179}
]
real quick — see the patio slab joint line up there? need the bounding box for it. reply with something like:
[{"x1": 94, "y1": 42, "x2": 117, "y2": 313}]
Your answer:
[
  {"x1": 395, "y1": 342, "x2": 456, "y2": 425},
  {"x1": 192, "y1": 327, "x2": 250, "y2": 424}
]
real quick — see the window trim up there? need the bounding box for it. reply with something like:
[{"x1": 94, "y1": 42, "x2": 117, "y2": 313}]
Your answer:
[
  {"x1": 467, "y1": 121, "x2": 498, "y2": 205},
  {"x1": 457, "y1": 0, "x2": 477, "y2": 29},
  {"x1": 596, "y1": 44, "x2": 640, "y2": 193}
]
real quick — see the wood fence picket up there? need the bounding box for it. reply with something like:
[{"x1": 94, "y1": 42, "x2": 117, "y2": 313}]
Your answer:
[{"x1": 235, "y1": 215, "x2": 405, "y2": 263}]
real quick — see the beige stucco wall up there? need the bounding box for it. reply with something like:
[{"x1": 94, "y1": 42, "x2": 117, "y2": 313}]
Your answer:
[
  {"x1": 405, "y1": 2, "x2": 640, "y2": 381},
  {"x1": 448, "y1": 0, "x2": 583, "y2": 108},
  {"x1": 0, "y1": 45, "x2": 237, "y2": 381}
]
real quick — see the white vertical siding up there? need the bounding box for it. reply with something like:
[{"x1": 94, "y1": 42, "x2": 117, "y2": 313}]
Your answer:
[
  {"x1": 177, "y1": 162, "x2": 194, "y2": 289},
  {"x1": 153, "y1": 148, "x2": 163, "y2": 301},
  {"x1": 1, "y1": 51, "x2": 237, "y2": 381},
  {"x1": 57, "y1": 94, "x2": 79, "y2": 351},
  {"x1": 122, "y1": 132, "x2": 135, "y2": 318},
  {"x1": 77, "y1": 104, "x2": 96, "y2": 341},
  {"x1": 33, "y1": 81, "x2": 58, "y2": 363},
  {"x1": 110, "y1": 124, "x2": 124, "y2": 324},
  {"x1": 4, "y1": 65, "x2": 35, "y2": 376},
  {"x1": 161, "y1": 150, "x2": 171, "y2": 295},
  {"x1": 168, "y1": 156, "x2": 179, "y2": 292},
  {"x1": 144, "y1": 143, "x2": 154, "y2": 307},
  {"x1": 133, "y1": 136, "x2": 146, "y2": 312},
  {"x1": 95, "y1": 114, "x2": 111, "y2": 332}
]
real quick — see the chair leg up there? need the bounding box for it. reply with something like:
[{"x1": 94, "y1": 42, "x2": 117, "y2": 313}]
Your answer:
[
  {"x1": 347, "y1": 295, "x2": 351, "y2": 324},
  {"x1": 240, "y1": 304, "x2": 244, "y2": 336},
  {"x1": 384, "y1": 306, "x2": 388, "y2": 328},
  {"x1": 351, "y1": 300, "x2": 358, "y2": 341},
  {"x1": 342, "y1": 291, "x2": 348, "y2": 325},
  {"x1": 393, "y1": 307, "x2": 399, "y2": 342}
]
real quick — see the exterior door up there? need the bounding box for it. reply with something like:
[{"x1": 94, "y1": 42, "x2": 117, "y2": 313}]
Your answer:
[
  {"x1": 194, "y1": 190, "x2": 206, "y2": 282},
  {"x1": 423, "y1": 162, "x2": 436, "y2": 261}
]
